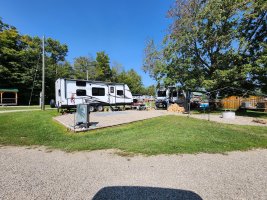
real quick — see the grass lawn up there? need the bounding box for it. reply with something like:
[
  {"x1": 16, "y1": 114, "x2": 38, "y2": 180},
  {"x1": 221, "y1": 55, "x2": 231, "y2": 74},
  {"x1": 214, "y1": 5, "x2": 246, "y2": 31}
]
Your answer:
[
  {"x1": 0, "y1": 105, "x2": 40, "y2": 111},
  {"x1": 0, "y1": 105, "x2": 54, "y2": 111},
  {"x1": 0, "y1": 110, "x2": 266, "y2": 155},
  {"x1": 236, "y1": 110, "x2": 267, "y2": 119}
]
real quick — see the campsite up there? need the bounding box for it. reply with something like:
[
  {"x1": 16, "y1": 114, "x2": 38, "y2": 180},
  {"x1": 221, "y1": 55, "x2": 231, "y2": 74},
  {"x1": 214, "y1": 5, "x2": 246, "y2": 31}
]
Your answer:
[{"x1": 1, "y1": 0, "x2": 267, "y2": 200}]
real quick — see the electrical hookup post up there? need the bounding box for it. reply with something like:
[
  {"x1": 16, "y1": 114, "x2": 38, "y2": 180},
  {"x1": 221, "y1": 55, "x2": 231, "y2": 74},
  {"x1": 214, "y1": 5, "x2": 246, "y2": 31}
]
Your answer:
[
  {"x1": 75, "y1": 104, "x2": 90, "y2": 132},
  {"x1": 39, "y1": 92, "x2": 42, "y2": 107}
]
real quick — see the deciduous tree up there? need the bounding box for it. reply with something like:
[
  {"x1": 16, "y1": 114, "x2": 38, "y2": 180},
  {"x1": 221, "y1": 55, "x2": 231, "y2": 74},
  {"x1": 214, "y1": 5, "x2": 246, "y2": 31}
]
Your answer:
[
  {"x1": 73, "y1": 56, "x2": 96, "y2": 80},
  {"x1": 143, "y1": 0, "x2": 267, "y2": 95},
  {"x1": 95, "y1": 51, "x2": 112, "y2": 81}
]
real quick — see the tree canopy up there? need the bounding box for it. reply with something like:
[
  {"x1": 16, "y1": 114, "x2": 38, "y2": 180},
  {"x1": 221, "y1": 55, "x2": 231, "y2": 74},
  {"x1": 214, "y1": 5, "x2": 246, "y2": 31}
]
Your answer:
[
  {"x1": 74, "y1": 56, "x2": 96, "y2": 80},
  {"x1": 143, "y1": 0, "x2": 267, "y2": 95},
  {"x1": 0, "y1": 19, "x2": 68, "y2": 104},
  {"x1": 95, "y1": 51, "x2": 112, "y2": 81}
]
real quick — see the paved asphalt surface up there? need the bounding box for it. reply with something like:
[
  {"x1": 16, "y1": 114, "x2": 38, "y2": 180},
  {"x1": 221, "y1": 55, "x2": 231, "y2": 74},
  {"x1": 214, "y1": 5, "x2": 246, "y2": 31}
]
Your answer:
[{"x1": 0, "y1": 147, "x2": 266, "y2": 200}]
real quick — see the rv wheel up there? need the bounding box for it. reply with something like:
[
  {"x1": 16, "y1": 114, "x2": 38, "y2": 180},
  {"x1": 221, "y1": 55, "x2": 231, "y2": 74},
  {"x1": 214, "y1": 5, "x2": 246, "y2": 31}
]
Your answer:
[
  {"x1": 97, "y1": 105, "x2": 104, "y2": 112},
  {"x1": 89, "y1": 106, "x2": 95, "y2": 112}
]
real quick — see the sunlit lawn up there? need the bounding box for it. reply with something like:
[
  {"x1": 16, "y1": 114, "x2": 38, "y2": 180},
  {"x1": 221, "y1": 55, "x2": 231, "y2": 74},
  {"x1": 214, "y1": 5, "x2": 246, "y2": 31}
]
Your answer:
[{"x1": 0, "y1": 110, "x2": 266, "y2": 155}]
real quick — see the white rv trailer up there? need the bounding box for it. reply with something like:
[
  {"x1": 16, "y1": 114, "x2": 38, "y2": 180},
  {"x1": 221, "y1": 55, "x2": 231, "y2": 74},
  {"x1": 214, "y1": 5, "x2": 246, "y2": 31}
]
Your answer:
[
  {"x1": 55, "y1": 78, "x2": 133, "y2": 111},
  {"x1": 155, "y1": 86, "x2": 179, "y2": 108}
]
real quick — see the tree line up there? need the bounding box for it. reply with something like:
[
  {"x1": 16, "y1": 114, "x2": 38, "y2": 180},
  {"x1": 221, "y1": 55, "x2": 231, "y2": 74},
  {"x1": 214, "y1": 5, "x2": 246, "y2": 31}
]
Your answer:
[
  {"x1": 0, "y1": 19, "x2": 155, "y2": 105},
  {"x1": 143, "y1": 0, "x2": 267, "y2": 97}
]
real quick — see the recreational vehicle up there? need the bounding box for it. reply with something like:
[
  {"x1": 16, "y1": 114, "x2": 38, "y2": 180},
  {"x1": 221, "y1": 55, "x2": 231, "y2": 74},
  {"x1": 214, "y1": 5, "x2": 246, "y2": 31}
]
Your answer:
[
  {"x1": 155, "y1": 86, "x2": 184, "y2": 109},
  {"x1": 55, "y1": 78, "x2": 133, "y2": 111}
]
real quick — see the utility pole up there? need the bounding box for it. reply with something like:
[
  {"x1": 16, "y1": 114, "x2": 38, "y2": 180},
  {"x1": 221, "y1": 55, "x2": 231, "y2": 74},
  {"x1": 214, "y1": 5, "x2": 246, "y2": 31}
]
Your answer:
[{"x1": 41, "y1": 36, "x2": 45, "y2": 110}]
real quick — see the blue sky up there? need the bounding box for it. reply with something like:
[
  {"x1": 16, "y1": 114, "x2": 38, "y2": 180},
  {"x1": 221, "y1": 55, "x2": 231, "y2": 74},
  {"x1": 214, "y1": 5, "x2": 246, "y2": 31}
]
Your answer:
[{"x1": 0, "y1": 0, "x2": 174, "y2": 86}]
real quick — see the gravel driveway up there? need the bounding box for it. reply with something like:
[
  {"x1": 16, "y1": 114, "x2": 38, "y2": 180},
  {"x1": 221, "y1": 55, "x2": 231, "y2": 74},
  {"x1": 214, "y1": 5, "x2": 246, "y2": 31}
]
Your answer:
[{"x1": 0, "y1": 147, "x2": 266, "y2": 200}]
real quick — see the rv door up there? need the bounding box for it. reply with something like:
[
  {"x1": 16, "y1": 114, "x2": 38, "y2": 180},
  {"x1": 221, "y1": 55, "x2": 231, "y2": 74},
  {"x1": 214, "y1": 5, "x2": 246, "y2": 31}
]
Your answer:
[{"x1": 108, "y1": 85, "x2": 116, "y2": 105}]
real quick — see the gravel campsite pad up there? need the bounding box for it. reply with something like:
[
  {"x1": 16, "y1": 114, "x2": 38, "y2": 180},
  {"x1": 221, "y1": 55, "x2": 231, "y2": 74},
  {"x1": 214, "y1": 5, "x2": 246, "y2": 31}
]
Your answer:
[
  {"x1": 54, "y1": 110, "x2": 169, "y2": 131},
  {"x1": 0, "y1": 147, "x2": 266, "y2": 200}
]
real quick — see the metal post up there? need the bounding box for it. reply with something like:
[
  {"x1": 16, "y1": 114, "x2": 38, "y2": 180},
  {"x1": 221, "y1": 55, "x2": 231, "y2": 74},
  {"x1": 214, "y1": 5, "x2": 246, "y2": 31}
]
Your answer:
[
  {"x1": 187, "y1": 90, "x2": 191, "y2": 117},
  {"x1": 207, "y1": 94, "x2": 210, "y2": 121},
  {"x1": 188, "y1": 99, "x2": 190, "y2": 117},
  {"x1": 86, "y1": 70, "x2": 88, "y2": 80},
  {"x1": 74, "y1": 111, "x2": 75, "y2": 132},
  {"x1": 41, "y1": 36, "x2": 45, "y2": 110},
  {"x1": 15, "y1": 92, "x2": 18, "y2": 105}
]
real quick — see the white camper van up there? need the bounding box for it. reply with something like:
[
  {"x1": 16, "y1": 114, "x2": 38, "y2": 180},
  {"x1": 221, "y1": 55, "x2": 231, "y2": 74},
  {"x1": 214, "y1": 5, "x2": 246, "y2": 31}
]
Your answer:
[{"x1": 55, "y1": 78, "x2": 133, "y2": 111}]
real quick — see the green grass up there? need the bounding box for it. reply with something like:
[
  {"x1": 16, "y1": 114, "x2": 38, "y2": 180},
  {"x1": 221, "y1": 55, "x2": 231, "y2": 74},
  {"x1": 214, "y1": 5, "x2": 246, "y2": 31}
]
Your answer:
[
  {"x1": 0, "y1": 110, "x2": 266, "y2": 155},
  {"x1": 0, "y1": 105, "x2": 54, "y2": 111},
  {"x1": 236, "y1": 110, "x2": 267, "y2": 119},
  {"x1": 0, "y1": 106, "x2": 37, "y2": 110}
]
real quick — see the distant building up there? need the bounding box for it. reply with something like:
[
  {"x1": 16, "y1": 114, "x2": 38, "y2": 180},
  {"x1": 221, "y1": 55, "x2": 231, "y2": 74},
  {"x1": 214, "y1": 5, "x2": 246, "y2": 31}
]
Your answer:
[{"x1": 0, "y1": 88, "x2": 18, "y2": 105}]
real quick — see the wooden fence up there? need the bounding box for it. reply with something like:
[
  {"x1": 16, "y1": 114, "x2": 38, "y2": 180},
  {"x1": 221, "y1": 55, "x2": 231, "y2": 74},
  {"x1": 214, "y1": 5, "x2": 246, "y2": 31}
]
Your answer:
[{"x1": 221, "y1": 96, "x2": 266, "y2": 110}]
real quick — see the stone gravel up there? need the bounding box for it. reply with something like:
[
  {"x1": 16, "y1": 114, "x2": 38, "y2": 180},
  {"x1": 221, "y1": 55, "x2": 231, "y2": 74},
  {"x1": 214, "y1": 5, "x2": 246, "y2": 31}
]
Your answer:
[{"x1": 0, "y1": 146, "x2": 266, "y2": 200}]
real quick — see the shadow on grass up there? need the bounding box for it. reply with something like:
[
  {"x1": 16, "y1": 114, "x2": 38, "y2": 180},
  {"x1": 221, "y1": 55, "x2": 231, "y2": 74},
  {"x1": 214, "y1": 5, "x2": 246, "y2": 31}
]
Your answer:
[
  {"x1": 191, "y1": 109, "x2": 267, "y2": 119},
  {"x1": 93, "y1": 186, "x2": 203, "y2": 200},
  {"x1": 236, "y1": 110, "x2": 267, "y2": 119}
]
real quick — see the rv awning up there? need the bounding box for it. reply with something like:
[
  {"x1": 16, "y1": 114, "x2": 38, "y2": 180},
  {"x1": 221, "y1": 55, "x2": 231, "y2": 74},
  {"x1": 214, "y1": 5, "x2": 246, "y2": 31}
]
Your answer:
[{"x1": 0, "y1": 88, "x2": 19, "y2": 92}]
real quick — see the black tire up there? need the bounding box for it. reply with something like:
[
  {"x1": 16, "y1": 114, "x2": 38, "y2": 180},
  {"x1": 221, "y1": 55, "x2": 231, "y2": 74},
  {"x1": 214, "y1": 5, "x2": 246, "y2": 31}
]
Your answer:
[
  {"x1": 89, "y1": 106, "x2": 95, "y2": 112},
  {"x1": 50, "y1": 99, "x2": 55, "y2": 108},
  {"x1": 97, "y1": 105, "x2": 104, "y2": 112},
  {"x1": 163, "y1": 102, "x2": 168, "y2": 109}
]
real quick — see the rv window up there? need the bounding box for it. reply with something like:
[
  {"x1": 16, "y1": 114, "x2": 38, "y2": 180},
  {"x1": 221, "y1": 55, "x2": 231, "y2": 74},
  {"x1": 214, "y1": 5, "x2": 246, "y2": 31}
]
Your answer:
[
  {"x1": 110, "y1": 87, "x2": 114, "y2": 93},
  {"x1": 178, "y1": 90, "x2": 184, "y2": 97},
  {"x1": 58, "y1": 89, "x2": 61, "y2": 97},
  {"x1": 172, "y1": 91, "x2": 178, "y2": 97},
  {"x1": 92, "y1": 87, "x2": 105, "y2": 96},
  {"x1": 76, "y1": 81, "x2": 86, "y2": 87},
  {"x1": 157, "y1": 91, "x2": 166, "y2": 97},
  {"x1": 117, "y1": 90, "x2": 123, "y2": 95},
  {"x1": 76, "y1": 89, "x2": 87, "y2": 96}
]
